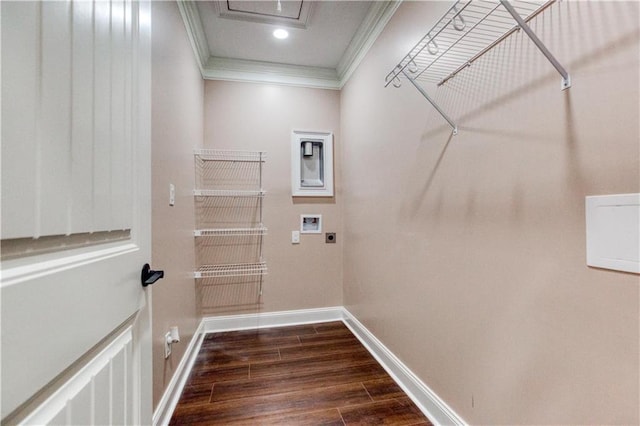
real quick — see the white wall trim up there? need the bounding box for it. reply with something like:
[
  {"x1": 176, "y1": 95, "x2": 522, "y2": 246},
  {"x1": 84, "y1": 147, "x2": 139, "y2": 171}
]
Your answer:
[
  {"x1": 0, "y1": 243, "x2": 139, "y2": 288},
  {"x1": 152, "y1": 321, "x2": 205, "y2": 426},
  {"x1": 202, "y1": 306, "x2": 344, "y2": 333},
  {"x1": 176, "y1": 0, "x2": 401, "y2": 89},
  {"x1": 203, "y1": 57, "x2": 341, "y2": 90},
  {"x1": 336, "y1": 0, "x2": 402, "y2": 87},
  {"x1": 342, "y1": 309, "x2": 467, "y2": 426},
  {"x1": 155, "y1": 306, "x2": 465, "y2": 426},
  {"x1": 176, "y1": 0, "x2": 209, "y2": 75}
]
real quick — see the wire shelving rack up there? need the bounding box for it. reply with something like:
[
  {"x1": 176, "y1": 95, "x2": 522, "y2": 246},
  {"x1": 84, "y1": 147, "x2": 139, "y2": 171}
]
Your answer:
[
  {"x1": 193, "y1": 149, "x2": 267, "y2": 296},
  {"x1": 385, "y1": 0, "x2": 570, "y2": 134}
]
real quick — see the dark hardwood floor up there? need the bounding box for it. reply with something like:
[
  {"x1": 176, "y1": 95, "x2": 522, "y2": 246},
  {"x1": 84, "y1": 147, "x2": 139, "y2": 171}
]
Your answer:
[{"x1": 170, "y1": 321, "x2": 432, "y2": 425}]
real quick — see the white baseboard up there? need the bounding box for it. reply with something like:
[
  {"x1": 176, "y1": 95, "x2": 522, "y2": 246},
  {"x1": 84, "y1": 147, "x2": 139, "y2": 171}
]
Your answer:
[
  {"x1": 201, "y1": 306, "x2": 344, "y2": 333},
  {"x1": 342, "y1": 309, "x2": 466, "y2": 426},
  {"x1": 154, "y1": 306, "x2": 465, "y2": 426},
  {"x1": 152, "y1": 321, "x2": 205, "y2": 426}
]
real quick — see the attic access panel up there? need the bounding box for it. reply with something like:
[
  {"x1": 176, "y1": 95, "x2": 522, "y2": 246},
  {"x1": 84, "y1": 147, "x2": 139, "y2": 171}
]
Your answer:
[
  {"x1": 227, "y1": 1, "x2": 303, "y2": 19},
  {"x1": 216, "y1": 1, "x2": 313, "y2": 29}
]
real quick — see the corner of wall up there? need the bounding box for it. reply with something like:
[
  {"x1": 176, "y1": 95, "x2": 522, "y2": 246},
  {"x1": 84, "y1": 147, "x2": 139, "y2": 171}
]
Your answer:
[{"x1": 151, "y1": 0, "x2": 205, "y2": 410}]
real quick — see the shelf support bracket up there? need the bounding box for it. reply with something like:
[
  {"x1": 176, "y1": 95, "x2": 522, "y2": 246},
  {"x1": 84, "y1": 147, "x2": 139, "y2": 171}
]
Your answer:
[
  {"x1": 500, "y1": 0, "x2": 571, "y2": 90},
  {"x1": 402, "y1": 70, "x2": 458, "y2": 135}
]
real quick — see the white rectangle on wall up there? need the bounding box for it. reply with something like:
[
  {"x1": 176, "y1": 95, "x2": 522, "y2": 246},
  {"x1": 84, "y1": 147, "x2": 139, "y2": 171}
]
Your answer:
[
  {"x1": 291, "y1": 130, "x2": 334, "y2": 197},
  {"x1": 586, "y1": 193, "x2": 640, "y2": 274},
  {"x1": 300, "y1": 214, "x2": 322, "y2": 234}
]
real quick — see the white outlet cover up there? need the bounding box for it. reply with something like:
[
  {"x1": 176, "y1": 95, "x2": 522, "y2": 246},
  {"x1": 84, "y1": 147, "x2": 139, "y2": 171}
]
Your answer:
[{"x1": 292, "y1": 230, "x2": 300, "y2": 244}]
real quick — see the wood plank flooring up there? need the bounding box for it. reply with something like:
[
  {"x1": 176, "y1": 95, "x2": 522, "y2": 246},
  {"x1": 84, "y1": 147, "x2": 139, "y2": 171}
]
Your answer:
[{"x1": 170, "y1": 321, "x2": 431, "y2": 425}]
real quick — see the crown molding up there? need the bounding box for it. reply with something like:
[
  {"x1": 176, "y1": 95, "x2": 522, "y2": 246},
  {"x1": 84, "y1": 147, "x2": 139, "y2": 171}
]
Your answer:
[
  {"x1": 177, "y1": 0, "x2": 401, "y2": 89},
  {"x1": 176, "y1": 0, "x2": 210, "y2": 73},
  {"x1": 337, "y1": 0, "x2": 402, "y2": 87},
  {"x1": 203, "y1": 57, "x2": 341, "y2": 90}
]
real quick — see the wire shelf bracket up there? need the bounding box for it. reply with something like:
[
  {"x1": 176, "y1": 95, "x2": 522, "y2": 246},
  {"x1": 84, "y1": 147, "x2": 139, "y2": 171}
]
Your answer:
[
  {"x1": 404, "y1": 70, "x2": 458, "y2": 135},
  {"x1": 499, "y1": 1, "x2": 571, "y2": 90},
  {"x1": 385, "y1": 0, "x2": 571, "y2": 134}
]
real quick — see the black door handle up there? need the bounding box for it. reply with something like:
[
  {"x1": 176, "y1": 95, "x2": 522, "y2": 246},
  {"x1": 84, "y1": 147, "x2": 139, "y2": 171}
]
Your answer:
[{"x1": 141, "y1": 263, "x2": 164, "y2": 287}]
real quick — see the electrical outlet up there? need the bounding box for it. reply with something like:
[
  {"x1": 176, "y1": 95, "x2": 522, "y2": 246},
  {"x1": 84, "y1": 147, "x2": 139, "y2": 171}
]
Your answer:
[
  {"x1": 169, "y1": 183, "x2": 175, "y2": 206},
  {"x1": 292, "y1": 230, "x2": 300, "y2": 244}
]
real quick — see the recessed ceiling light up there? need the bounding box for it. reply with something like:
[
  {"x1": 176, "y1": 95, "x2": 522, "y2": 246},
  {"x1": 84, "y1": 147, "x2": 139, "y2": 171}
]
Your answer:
[{"x1": 273, "y1": 29, "x2": 289, "y2": 40}]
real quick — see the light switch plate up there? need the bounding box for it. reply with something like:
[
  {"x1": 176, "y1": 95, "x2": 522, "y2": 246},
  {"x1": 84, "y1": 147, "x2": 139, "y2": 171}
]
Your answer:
[
  {"x1": 169, "y1": 184, "x2": 175, "y2": 206},
  {"x1": 292, "y1": 230, "x2": 300, "y2": 244}
]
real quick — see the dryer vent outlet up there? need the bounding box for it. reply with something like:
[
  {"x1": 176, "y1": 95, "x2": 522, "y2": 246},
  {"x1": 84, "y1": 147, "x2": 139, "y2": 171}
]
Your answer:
[{"x1": 325, "y1": 233, "x2": 336, "y2": 244}]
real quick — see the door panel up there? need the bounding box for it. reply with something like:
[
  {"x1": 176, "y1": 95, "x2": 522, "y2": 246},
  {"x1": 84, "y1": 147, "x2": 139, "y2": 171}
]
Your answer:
[
  {"x1": 1, "y1": 0, "x2": 151, "y2": 423},
  {"x1": 1, "y1": 0, "x2": 138, "y2": 240},
  {"x1": 1, "y1": 1, "x2": 39, "y2": 239},
  {"x1": 2, "y1": 245, "x2": 141, "y2": 417},
  {"x1": 19, "y1": 327, "x2": 134, "y2": 425},
  {"x1": 71, "y1": 0, "x2": 100, "y2": 234},
  {"x1": 40, "y1": 1, "x2": 73, "y2": 237}
]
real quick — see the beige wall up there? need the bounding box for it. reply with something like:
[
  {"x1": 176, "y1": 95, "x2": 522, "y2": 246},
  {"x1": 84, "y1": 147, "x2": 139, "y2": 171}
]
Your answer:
[
  {"x1": 341, "y1": 1, "x2": 639, "y2": 424},
  {"x1": 151, "y1": 1, "x2": 202, "y2": 409},
  {"x1": 202, "y1": 81, "x2": 343, "y2": 315}
]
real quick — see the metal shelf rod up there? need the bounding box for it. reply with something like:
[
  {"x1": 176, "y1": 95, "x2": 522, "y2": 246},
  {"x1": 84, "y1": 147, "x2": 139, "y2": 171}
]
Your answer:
[
  {"x1": 193, "y1": 189, "x2": 266, "y2": 197},
  {"x1": 194, "y1": 149, "x2": 267, "y2": 162},
  {"x1": 194, "y1": 227, "x2": 268, "y2": 237},
  {"x1": 499, "y1": 0, "x2": 571, "y2": 90},
  {"x1": 194, "y1": 262, "x2": 268, "y2": 279},
  {"x1": 402, "y1": 70, "x2": 458, "y2": 135}
]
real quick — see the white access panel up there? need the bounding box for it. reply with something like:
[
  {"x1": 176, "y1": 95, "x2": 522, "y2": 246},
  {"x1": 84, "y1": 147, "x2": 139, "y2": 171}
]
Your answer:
[
  {"x1": 291, "y1": 130, "x2": 334, "y2": 197},
  {"x1": 586, "y1": 193, "x2": 640, "y2": 274}
]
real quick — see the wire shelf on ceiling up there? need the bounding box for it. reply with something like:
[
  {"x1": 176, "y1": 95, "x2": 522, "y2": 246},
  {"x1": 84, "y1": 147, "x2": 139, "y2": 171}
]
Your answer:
[
  {"x1": 193, "y1": 189, "x2": 266, "y2": 197},
  {"x1": 194, "y1": 262, "x2": 268, "y2": 279},
  {"x1": 385, "y1": 0, "x2": 552, "y2": 88},
  {"x1": 194, "y1": 226, "x2": 268, "y2": 237},
  {"x1": 194, "y1": 149, "x2": 267, "y2": 162}
]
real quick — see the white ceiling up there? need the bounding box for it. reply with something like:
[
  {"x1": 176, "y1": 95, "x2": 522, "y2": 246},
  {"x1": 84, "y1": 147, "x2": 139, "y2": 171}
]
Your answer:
[{"x1": 178, "y1": 1, "x2": 401, "y2": 89}]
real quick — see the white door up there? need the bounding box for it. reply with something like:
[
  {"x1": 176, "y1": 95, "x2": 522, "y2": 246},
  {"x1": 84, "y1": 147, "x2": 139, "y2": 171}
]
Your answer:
[{"x1": 1, "y1": 1, "x2": 152, "y2": 424}]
